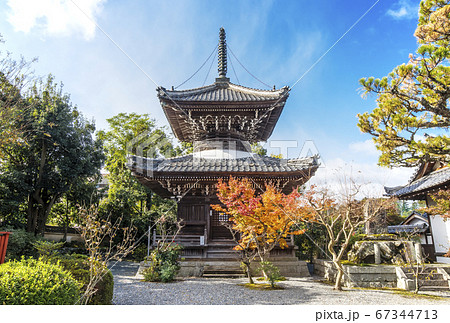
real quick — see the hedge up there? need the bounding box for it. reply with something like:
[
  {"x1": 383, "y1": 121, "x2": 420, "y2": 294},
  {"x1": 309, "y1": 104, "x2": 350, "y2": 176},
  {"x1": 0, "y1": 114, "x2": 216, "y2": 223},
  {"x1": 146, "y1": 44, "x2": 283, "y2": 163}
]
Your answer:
[{"x1": 0, "y1": 258, "x2": 81, "y2": 305}]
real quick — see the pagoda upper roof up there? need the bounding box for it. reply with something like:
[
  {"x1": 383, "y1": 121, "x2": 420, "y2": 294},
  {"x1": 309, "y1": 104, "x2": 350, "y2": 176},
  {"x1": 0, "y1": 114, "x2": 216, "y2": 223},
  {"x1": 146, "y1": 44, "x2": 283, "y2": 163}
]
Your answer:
[
  {"x1": 157, "y1": 79, "x2": 290, "y2": 143},
  {"x1": 155, "y1": 28, "x2": 291, "y2": 143},
  {"x1": 157, "y1": 79, "x2": 289, "y2": 104}
]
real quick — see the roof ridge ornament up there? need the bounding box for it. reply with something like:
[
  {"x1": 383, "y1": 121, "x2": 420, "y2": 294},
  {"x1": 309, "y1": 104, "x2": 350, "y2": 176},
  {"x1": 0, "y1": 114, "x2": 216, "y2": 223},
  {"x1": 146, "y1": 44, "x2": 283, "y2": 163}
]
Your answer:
[
  {"x1": 216, "y1": 27, "x2": 230, "y2": 83},
  {"x1": 218, "y1": 27, "x2": 227, "y2": 77}
]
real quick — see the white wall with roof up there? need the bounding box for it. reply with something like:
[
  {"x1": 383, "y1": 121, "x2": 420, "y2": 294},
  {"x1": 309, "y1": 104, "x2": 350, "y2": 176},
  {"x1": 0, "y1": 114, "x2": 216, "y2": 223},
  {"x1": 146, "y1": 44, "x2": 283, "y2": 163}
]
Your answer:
[{"x1": 430, "y1": 215, "x2": 450, "y2": 264}]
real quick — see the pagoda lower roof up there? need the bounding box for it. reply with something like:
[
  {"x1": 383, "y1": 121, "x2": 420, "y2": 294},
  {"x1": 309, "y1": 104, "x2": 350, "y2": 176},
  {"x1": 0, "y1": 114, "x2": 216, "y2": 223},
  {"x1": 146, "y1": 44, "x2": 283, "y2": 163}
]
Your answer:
[{"x1": 128, "y1": 154, "x2": 319, "y2": 175}]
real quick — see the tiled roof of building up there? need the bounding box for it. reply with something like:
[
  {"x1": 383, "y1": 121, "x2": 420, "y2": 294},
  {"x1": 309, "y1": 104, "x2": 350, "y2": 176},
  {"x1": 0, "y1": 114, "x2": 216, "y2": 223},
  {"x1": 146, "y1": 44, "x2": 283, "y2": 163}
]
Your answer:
[
  {"x1": 157, "y1": 81, "x2": 289, "y2": 103},
  {"x1": 387, "y1": 223, "x2": 429, "y2": 234},
  {"x1": 128, "y1": 154, "x2": 319, "y2": 175},
  {"x1": 385, "y1": 166, "x2": 450, "y2": 198}
]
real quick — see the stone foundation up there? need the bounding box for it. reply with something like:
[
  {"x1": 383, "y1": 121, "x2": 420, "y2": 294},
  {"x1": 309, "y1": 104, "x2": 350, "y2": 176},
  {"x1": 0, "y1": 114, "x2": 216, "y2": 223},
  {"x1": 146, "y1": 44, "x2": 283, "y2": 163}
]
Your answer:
[
  {"x1": 138, "y1": 258, "x2": 309, "y2": 278},
  {"x1": 313, "y1": 259, "x2": 397, "y2": 288}
]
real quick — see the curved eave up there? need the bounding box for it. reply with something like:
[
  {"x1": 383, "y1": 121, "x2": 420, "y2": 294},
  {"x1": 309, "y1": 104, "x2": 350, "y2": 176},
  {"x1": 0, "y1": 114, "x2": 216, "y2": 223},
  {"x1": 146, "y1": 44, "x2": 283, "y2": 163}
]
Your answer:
[
  {"x1": 131, "y1": 167, "x2": 318, "y2": 198},
  {"x1": 384, "y1": 168, "x2": 450, "y2": 200},
  {"x1": 157, "y1": 83, "x2": 290, "y2": 103}
]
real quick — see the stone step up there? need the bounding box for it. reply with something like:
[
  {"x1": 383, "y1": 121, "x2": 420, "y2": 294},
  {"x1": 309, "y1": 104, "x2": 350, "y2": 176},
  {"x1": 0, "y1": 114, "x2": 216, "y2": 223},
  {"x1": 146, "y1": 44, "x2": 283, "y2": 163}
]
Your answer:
[
  {"x1": 420, "y1": 285, "x2": 450, "y2": 291},
  {"x1": 207, "y1": 241, "x2": 235, "y2": 245},
  {"x1": 202, "y1": 273, "x2": 245, "y2": 278},
  {"x1": 207, "y1": 248, "x2": 235, "y2": 252},
  {"x1": 204, "y1": 265, "x2": 242, "y2": 272},
  {"x1": 420, "y1": 279, "x2": 449, "y2": 287},
  {"x1": 207, "y1": 253, "x2": 239, "y2": 259},
  {"x1": 405, "y1": 273, "x2": 444, "y2": 280},
  {"x1": 203, "y1": 265, "x2": 245, "y2": 278},
  {"x1": 206, "y1": 249, "x2": 239, "y2": 259}
]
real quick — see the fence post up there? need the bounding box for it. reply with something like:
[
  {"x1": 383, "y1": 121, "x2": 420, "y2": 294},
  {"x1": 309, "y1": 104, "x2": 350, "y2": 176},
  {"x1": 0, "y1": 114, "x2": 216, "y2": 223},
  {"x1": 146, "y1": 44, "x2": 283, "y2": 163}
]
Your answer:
[
  {"x1": 147, "y1": 226, "x2": 151, "y2": 259},
  {"x1": 0, "y1": 232, "x2": 11, "y2": 264}
]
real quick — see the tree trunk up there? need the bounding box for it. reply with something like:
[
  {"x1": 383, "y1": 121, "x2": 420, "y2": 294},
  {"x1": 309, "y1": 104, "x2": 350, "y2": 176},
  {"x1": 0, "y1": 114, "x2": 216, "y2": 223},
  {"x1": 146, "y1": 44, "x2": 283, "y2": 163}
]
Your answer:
[
  {"x1": 243, "y1": 261, "x2": 254, "y2": 284},
  {"x1": 414, "y1": 275, "x2": 419, "y2": 294},
  {"x1": 26, "y1": 195, "x2": 36, "y2": 233},
  {"x1": 63, "y1": 198, "x2": 69, "y2": 242},
  {"x1": 28, "y1": 189, "x2": 57, "y2": 236},
  {"x1": 334, "y1": 262, "x2": 344, "y2": 291}
]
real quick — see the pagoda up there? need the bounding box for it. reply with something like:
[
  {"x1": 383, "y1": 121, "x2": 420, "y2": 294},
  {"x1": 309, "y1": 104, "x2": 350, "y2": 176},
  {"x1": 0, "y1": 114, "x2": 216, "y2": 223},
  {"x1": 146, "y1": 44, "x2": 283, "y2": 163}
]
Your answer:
[{"x1": 128, "y1": 28, "x2": 318, "y2": 263}]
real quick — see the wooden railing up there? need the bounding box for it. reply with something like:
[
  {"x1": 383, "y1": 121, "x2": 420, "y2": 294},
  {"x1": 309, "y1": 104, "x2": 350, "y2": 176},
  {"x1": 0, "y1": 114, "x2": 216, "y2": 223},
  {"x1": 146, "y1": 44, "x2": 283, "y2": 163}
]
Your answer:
[{"x1": 151, "y1": 231, "x2": 294, "y2": 247}]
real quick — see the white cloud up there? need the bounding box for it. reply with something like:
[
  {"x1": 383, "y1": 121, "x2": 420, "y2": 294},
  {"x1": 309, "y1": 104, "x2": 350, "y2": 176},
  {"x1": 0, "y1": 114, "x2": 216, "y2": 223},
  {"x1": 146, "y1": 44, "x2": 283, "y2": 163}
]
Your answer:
[
  {"x1": 348, "y1": 139, "x2": 378, "y2": 156},
  {"x1": 309, "y1": 157, "x2": 414, "y2": 199},
  {"x1": 6, "y1": 0, "x2": 106, "y2": 40},
  {"x1": 386, "y1": 0, "x2": 419, "y2": 20}
]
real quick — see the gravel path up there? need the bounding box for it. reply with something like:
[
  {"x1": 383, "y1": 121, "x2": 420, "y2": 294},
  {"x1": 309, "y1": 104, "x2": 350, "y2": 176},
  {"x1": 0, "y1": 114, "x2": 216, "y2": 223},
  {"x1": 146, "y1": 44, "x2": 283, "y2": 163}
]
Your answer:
[{"x1": 110, "y1": 261, "x2": 450, "y2": 305}]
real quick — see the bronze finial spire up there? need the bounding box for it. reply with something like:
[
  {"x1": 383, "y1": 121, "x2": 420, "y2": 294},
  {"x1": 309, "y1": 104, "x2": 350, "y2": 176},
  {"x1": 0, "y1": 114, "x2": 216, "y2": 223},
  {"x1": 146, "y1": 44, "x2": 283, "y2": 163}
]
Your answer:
[{"x1": 218, "y1": 27, "x2": 227, "y2": 77}]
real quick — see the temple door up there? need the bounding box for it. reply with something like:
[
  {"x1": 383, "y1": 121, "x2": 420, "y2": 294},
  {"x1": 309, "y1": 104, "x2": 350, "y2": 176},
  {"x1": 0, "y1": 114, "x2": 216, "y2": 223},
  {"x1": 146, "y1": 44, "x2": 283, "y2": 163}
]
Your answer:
[{"x1": 210, "y1": 209, "x2": 232, "y2": 240}]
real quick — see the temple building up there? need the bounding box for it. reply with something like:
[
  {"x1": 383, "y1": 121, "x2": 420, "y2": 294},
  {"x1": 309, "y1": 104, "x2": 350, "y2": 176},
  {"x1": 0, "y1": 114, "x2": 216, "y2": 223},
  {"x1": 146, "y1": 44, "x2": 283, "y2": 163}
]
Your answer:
[
  {"x1": 385, "y1": 161, "x2": 450, "y2": 264},
  {"x1": 128, "y1": 28, "x2": 318, "y2": 268}
]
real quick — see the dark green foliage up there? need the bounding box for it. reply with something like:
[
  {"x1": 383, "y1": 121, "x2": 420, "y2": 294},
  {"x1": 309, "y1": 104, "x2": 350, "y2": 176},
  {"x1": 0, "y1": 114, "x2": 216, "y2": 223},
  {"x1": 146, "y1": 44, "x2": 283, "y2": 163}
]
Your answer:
[
  {"x1": 295, "y1": 222, "x2": 328, "y2": 262},
  {"x1": 0, "y1": 257, "x2": 81, "y2": 305},
  {"x1": 128, "y1": 243, "x2": 148, "y2": 262},
  {"x1": 142, "y1": 243, "x2": 182, "y2": 283},
  {"x1": 0, "y1": 227, "x2": 40, "y2": 260},
  {"x1": 97, "y1": 113, "x2": 185, "y2": 240},
  {"x1": 33, "y1": 240, "x2": 64, "y2": 259},
  {"x1": 159, "y1": 263, "x2": 180, "y2": 283},
  {"x1": 0, "y1": 76, "x2": 104, "y2": 235},
  {"x1": 47, "y1": 178, "x2": 103, "y2": 235},
  {"x1": 54, "y1": 254, "x2": 114, "y2": 305},
  {"x1": 91, "y1": 269, "x2": 114, "y2": 305},
  {"x1": 357, "y1": 0, "x2": 450, "y2": 167}
]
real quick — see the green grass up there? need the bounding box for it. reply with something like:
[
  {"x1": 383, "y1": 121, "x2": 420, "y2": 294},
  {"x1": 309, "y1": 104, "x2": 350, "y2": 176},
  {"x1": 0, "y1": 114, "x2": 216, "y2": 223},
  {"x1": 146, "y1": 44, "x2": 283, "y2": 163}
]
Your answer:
[
  {"x1": 256, "y1": 276, "x2": 286, "y2": 282},
  {"x1": 239, "y1": 283, "x2": 285, "y2": 290},
  {"x1": 353, "y1": 286, "x2": 446, "y2": 300},
  {"x1": 392, "y1": 289, "x2": 446, "y2": 300},
  {"x1": 340, "y1": 260, "x2": 372, "y2": 267}
]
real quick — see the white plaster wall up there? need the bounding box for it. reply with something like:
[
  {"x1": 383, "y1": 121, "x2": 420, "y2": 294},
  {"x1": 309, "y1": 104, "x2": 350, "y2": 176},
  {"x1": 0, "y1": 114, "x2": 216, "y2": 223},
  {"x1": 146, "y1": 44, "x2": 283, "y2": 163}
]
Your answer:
[
  {"x1": 43, "y1": 232, "x2": 84, "y2": 243},
  {"x1": 430, "y1": 215, "x2": 450, "y2": 255},
  {"x1": 436, "y1": 256, "x2": 450, "y2": 264}
]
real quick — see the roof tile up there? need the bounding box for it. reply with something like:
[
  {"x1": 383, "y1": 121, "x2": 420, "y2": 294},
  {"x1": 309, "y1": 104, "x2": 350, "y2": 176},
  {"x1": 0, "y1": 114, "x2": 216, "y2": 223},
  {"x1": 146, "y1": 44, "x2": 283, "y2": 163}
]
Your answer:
[
  {"x1": 158, "y1": 82, "x2": 289, "y2": 102},
  {"x1": 128, "y1": 154, "x2": 319, "y2": 174},
  {"x1": 385, "y1": 167, "x2": 450, "y2": 197}
]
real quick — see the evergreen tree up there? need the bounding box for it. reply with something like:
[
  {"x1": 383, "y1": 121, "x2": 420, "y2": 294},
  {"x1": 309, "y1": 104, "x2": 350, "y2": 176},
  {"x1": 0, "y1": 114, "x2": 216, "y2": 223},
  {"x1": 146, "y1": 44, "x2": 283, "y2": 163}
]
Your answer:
[{"x1": 358, "y1": 0, "x2": 450, "y2": 167}]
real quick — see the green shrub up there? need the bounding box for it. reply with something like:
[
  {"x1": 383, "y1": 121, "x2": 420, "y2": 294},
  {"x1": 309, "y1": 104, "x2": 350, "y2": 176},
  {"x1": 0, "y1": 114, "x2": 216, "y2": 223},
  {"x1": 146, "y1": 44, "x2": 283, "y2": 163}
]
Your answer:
[
  {"x1": 159, "y1": 263, "x2": 180, "y2": 283},
  {"x1": 0, "y1": 257, "x2": 81, "y2": 305},
  {"x1": 0, "y1": 227, "x2": 40, "y2": 260},
  {"x1": 142, "y1": 243, "x2": 181, "y2": 283},
  {"x1": 33, "y1": 240, "x2": 65, "y2": 259},
  {"x1": 128, "y1": 243, "x2": 148, "y2": 262},
  {"x1": 258, "y1": 261, "x2": 284, "y2": 288},
  {"x1": 142, "y1": 265, "x2": 159, "y2": 282},
  {"x1": 54, "y1": 254, "x2": 114, "y2": 305}
]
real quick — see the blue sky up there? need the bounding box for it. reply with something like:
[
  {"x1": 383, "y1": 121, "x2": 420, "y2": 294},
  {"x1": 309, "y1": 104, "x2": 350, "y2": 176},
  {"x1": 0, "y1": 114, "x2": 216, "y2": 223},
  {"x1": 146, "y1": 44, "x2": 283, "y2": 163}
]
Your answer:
[{"x1": 0, "y1": 0, "x2": 423, "y2": 194}]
